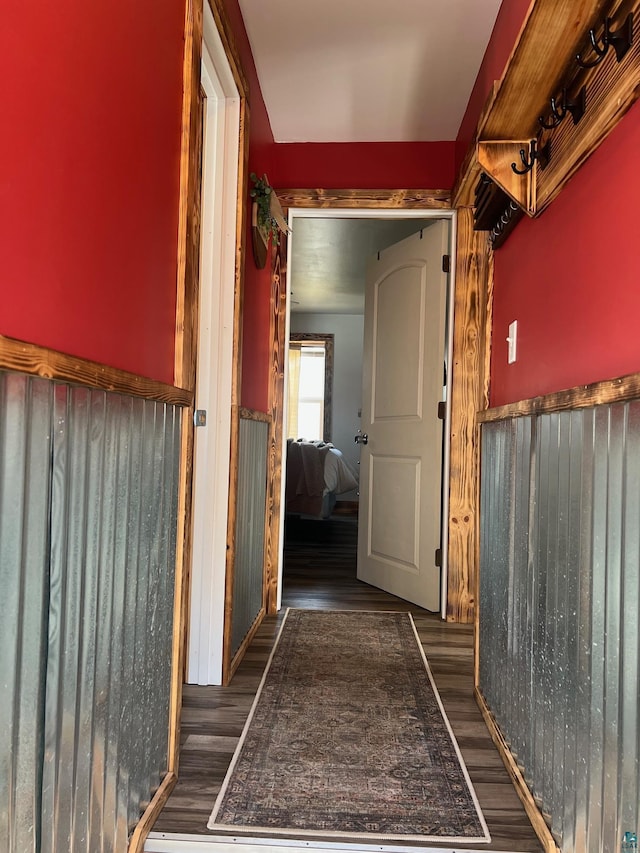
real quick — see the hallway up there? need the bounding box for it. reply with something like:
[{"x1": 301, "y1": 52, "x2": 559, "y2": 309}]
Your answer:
[{"x1": 149, "y1": 518, "x2": 542, "y2": 851}]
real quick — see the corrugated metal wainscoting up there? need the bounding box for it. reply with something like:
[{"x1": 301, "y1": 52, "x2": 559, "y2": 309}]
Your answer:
[
  {"x1": 231, "y1": 414, "x2": 269, "y2": 658},
  {"x1": 479, "y1": 403, "x2": 640, "y2": 852},
  {"x1": 0, "y1": 371, "x2": 182, "y2": 853}
]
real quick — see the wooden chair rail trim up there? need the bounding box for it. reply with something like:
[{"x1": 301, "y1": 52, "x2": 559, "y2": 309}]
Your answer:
[
  {"x1": 0, "y1": 335, "x2": 192, "y2": 406},
  {"x1": 478, "y1": 370, "x2": 640, "y2": 423},
  {"x1": 275, "y1": 188, "x2": 452, "y2": 210},
  {"x1": 127, "y1": 771, "x2": 178, "y2": 853},
  {"x1": 474, "y1": 687, "x2": 559, "y2": 853},
  {"x1": 239, "y1": 407, "x2": 271, "y2": 423}
]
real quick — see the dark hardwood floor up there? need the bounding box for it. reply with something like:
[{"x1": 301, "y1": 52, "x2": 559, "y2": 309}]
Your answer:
[{"x1": 150, "y1": 516, "x2": 542, "y2": 851}]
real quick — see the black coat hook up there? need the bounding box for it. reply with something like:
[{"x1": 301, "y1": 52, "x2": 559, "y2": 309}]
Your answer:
[
  {"x1": 511, "y1": 139, "x2": 551, "y2": 175},
  {"x1": 539, "y1": 86, "x2": 587, "y2": 129},
  {"x1": 576, "y1": 13, "x2": 634, "y2": 68}
]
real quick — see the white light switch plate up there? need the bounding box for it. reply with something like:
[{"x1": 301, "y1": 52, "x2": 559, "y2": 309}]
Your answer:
[{"x1": 507, "y1": 320, "x2": 518, "y2": 364}]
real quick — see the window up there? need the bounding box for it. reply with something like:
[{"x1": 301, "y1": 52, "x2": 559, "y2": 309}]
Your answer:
[{"x1": 287, "y1": 334, "x2": 334, "y2": 442}]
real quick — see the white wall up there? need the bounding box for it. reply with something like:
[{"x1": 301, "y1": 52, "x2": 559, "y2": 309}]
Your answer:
[{"x1": 290, "y1": 313, "x2": 363, "y2": 501}]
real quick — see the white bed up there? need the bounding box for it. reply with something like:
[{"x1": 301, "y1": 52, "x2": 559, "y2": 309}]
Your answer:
[{"x1": 285, "y1": 439, "x2": 358, "y2": 518}]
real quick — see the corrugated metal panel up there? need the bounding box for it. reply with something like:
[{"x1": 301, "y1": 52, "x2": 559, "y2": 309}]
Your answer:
[
  {"x1": 479, "y1": 403, "x2": 640, "y2": 853},
  {"x1": 0, "y1": 374, "x2": 53, "y2": 852},
  {"x1": 231, "y1": 417, "x2": 268, "y2": 656},
  {"x1": 0, "y1": 372, "x2": 181, "y2": 853}
]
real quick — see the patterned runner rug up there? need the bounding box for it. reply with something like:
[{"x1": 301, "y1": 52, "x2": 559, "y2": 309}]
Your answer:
[{"x1": 208, "y1": 609, "x2": 490, "y2": 844}]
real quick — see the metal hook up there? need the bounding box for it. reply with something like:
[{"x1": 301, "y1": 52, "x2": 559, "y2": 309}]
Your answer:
[
  {"x1": 538, "y1": 86, "x2": 586, "y2": 129},
  {"x1": 577, "y1": 14, "x2": 634, "y2": 68},
  {"x1": 609, "y1": 13, "x2": 634, "y2": 61},
  {"x1": 511, "y1": 139, "x2": 551, "y2": 175},
  {"x1": 511, "y1": 140, "x2": 537, "y2": 175}
]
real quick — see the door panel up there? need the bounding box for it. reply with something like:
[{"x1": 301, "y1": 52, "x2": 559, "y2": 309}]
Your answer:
[
  {"x1": 373, "y1": 266, "x2": 424, "y2": 419},
  {"x1": 357, "y1": 222, "x2": 448, "y2": 611},
  {"x1": 370, "y1": 454, "x2": 420, "y2": 569}
]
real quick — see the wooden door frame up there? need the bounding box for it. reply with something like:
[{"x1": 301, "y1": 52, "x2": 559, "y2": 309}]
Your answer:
[
  {"x1": 172, "y1": 0, "x2": 251, "y2": 694},
  {"x1": 267, "y1": 190, "x2": 492, "y2": 623},
  {"x1": 184, "y1": 2, "x2": 243, "y2": 687}
]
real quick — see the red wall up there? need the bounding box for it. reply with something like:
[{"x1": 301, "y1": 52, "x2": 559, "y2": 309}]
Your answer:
[
  {"x1": 273, "y1": 142, "x2": 456, "y2": 190},
  {"x1": 222, "y1": 0, "x2": 276, "y2": 413},
  {"x1": 490, "y1": 98, "x2": 640, "y2": 406},
  {"x1": 1, "y1": 1, "x2": 185, "y2": 383}
]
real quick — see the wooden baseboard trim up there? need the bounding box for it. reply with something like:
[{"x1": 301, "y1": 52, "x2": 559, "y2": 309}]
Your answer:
[
  {"x1": 128, "y1": 771, "x2": 178, "y2": 853},
  {"x1": 474, "y1": 686, "x2": 559, "y2": 853},
  {"x1": 226, "y1": 607, "x2": 266, "y2": 685}
]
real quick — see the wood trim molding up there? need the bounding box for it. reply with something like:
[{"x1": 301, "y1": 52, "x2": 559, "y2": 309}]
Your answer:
[
  {"x1": 168, "y1": 407, "x2": 195, "y2": 777},
  {"x1": 265, "y1": 248, "x2": 287, "y2": 615},
  {"x1": 222, "y1": 403, "x2": 240, "y2": 685},
  {"x1": 474, "y1": 687, "x2": 559, "y2": 853},
  {"x1": 174, "y1": 0, "x2": 204, "y2": 391},
  {"x1": 207, "y1": 0, "x2": 249, "y2": 98},
  {"x1": 276, "y1": 188, "x2": 452, "y2": 210},
  {"x1": 270, "y1": 192, "x2": 481, "y2": 624},
  {"x1": 227, "y1": 607, "x2": 266, "y2": 683},
  {"x1": 446, "y1": 209, "x2": 492, "y2": 623},
  {"x1": 479, "y1": 370, "x2": 640, "y2": 423},
  {"x1": 0, "y1": 335, "x2": 193, "y2": 406},
  {"x1": 127, "y1": 771, "x2": 178, "y2": 853},
  {"x1": 239, "y1": 407, "x2": 271, "y2": 422}
]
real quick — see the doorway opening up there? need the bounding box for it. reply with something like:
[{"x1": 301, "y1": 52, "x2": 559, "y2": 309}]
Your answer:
[{"x1": 279, "y1": 209, "x2": 456, "y2": 617}]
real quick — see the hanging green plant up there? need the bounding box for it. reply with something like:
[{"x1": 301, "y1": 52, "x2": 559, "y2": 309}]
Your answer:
[
  {"x1": 249, "y1": 173, "x2": 290, "y2": 268},
  {"x1": 250, "y1": 172, "x2": 280, "y2": 247}
]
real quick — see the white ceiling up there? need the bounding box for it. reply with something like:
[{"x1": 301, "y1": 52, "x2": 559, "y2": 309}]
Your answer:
[
  {"x1": 238, "y1": 0, "x2": 502, "y2": 142},
  {"x1": 290, "y1": 217, "x2": 434, "y2": 314}
]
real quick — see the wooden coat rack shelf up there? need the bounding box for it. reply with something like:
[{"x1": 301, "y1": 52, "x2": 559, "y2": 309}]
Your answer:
[{"x1": 458, "y1": 0, "x2": 640, "y2": 239}]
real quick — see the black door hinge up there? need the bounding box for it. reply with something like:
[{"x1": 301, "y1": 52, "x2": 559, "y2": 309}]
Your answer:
[
  {"x1": 435, "y1": 547, "x2": 442, "y2": 568},
  {"x1": 437, "y1": 401, "x2": 446, "y2": 420},
  {"x1": 442, "y1": 254, "x2": 451, "y2": 273}
]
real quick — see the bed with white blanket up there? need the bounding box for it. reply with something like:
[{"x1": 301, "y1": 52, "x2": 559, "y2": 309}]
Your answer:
[{"x1": 285, "y1": 439, "x2": 359, "y2": 518}]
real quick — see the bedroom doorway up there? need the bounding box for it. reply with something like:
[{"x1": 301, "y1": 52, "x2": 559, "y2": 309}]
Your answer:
[{"x1": 279, "y1": 209, "x2": 456, "y2": 616}]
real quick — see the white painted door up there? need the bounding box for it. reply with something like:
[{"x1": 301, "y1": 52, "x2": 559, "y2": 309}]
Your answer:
[{"x1": 357, "y1": 222, "x2": 449, "y2": 611}]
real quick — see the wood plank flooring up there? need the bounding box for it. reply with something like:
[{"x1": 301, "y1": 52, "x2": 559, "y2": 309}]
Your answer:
[{"x1": 150, "y1": 516, "x2": 542, "y2": 851}]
